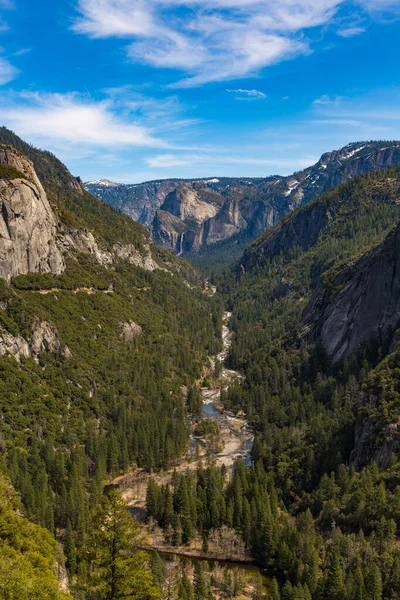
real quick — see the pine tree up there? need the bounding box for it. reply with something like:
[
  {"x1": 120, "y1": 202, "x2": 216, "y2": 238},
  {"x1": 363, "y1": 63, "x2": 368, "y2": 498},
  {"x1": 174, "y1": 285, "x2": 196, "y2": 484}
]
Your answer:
[
  {"x1": 194, "y1": 562, "x2": 208, "y2": 600},
  {"x1": 325, "y1": 552, "x2": 346, "y2": 600},
  {"x1": 179, "y1": 571, "x2": 195, "y2": 600},
  {"x1": 252, "y1": 573, "x2": 265, "y2": 600},
  {"x1": 64, "y1": 519, "x2": 77, "y2": 575},
  {"x1": 269, "y1": 577, "x2": 280, "y2": 600},
  {"x1": 365, "y1": 565, "x2": 382, "y2": 600},
  {"x1": 281, "y1": 581, "x2": 294, "y2": 600},
  {"x1": 82, "y1": 489, "x2": 161, "y2": 599}
]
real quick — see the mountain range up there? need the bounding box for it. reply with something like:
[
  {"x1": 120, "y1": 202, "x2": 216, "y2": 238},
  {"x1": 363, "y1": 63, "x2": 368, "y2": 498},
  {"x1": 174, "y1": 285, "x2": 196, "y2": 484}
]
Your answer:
[{"x1": 86, "y1": 141, "x2": 400, "y2": 258}]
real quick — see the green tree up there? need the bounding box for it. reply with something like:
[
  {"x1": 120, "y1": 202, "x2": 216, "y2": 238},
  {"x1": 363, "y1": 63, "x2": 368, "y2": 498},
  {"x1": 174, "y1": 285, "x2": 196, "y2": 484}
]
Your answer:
[
  {"x1": 82, "y1": 489, "x2": 160, "y2": 599},
  {"x1": 64, "y1": 519, "x2": 77, "y2": 575},
  {"x1": 194, "y1": 562, "x2": 208, "y2": 600},
  {"x1": 269, "y1": 578, "x2": 280, "y2": 600}
]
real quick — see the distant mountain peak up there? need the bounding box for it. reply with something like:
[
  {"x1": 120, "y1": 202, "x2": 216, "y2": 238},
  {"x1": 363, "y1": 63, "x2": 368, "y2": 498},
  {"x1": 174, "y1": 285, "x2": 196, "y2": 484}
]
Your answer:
[{"x1": 85, "y1": 178, "x2": 120, "y2": 187}]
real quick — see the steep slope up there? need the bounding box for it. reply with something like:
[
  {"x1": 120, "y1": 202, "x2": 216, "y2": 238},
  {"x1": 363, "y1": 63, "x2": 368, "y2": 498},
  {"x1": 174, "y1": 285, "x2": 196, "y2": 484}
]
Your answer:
[
  {"x1": 86, "y1": 141, "x2": 400, "y2": 258},
  {"x1": 0, "y1": 476, "x2": 70, "y2": 598},
  {"x1": 0, "y1": 130, "x2": 222, "y2": 586},
  {"x1": 223, "y1": 163, "x2": 400, "y2": 474},
  {"x1": 240, "y1": 166, "x2": 400, "y2": 273},
  {"x1": 208, "y1": 163, "x2": 400, "y2": 598},
  {"x1": 0, "y1": 145, "x2": 65, "y2": 280},
  {"x1": 301, "y1": 222, "x2": 400, "y2": 363},
  {"x1": 85, "y1": 178, "x2": 181, "y2": 225}
]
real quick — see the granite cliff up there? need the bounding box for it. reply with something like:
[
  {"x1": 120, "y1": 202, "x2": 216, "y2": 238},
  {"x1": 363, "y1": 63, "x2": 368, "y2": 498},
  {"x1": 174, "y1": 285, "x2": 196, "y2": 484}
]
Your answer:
[
  {"x1": 0, "y1": 145, "x2": 65, "y2": 280},
  {"x1": 86, "y1": 141, "x2": 400, "y2": 255},
  {"x1": 301, "y1": 221, "x2": 400, "y2": 363}
]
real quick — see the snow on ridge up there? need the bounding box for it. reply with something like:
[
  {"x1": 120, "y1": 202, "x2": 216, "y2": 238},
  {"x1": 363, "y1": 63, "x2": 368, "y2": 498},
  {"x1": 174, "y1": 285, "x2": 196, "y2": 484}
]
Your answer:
[
  {"x1": 85, "y1": 179, "x2": 120, "y2": 187},
  {"x1": 283, "y1": 179, "x2": 300, "y2": 197},
  {"x1": 340, "y1": 144, "x2": 367, "y2": 161}
]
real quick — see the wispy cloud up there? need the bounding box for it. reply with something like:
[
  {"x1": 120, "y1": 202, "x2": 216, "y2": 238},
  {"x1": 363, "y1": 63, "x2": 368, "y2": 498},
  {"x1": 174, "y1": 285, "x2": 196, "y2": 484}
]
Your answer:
[
  {"x1": 308, "y1": 90, "x2": 400, "y2": 141},
  {"x1": 313, "y1": 94, "x2": 343, "y2": 105},
  {"x1": 146, "y1": 152, "x2": 317, "y2": 170},
  {"x1": 70, "y1": 1, "x2": 341, "y2": 86},
  {"x1": 0, "y1": 56, "x2": 18, "y2": 84},
  {"x1": 0, "y1": 90, "x2": 169, "y2": 150},
  {"x1": 71, "y1": 0, "x2": 400, "y2": 87},
  {"x1": 226, "y1": 88, "x2": 267, "y2": 99},
  {"x1": 337, "y1": 26, "x2": 366, "y2": 37}
]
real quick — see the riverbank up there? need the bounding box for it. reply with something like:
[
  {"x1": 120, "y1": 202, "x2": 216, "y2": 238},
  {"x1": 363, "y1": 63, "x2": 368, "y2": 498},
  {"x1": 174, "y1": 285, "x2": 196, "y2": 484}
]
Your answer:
[{"x1": 115, "y1": 309, "x2": 252, "y2": 513}]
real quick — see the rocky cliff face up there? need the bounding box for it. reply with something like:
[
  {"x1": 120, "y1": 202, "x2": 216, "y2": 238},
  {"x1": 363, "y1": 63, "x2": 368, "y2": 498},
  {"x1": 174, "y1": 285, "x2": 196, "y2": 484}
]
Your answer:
[
  {"x1": 300, "y1": 222, "x2": 400, "y2": 363},
  {"x1": 0, "y1": 319, "x2": 71, "y2": 361},
  {"x1": 86, "y1": 142, "x2": 400, "y2": 255},
  {"x1": 239, "y1": 169, "x2": 400, "y2": 275},
  {"x1": 0, "y1": 145, "x2": 65, "y2": 280},
  {"x1": 85, "y1": 179, "x2": 182, "y2": 226}
]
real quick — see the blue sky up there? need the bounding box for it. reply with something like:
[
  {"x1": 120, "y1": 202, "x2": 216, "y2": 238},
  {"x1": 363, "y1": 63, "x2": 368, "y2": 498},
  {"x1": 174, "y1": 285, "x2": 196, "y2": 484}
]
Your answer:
[{"x1": 0, "y1": 0, "x2": 399, "y2": 182}]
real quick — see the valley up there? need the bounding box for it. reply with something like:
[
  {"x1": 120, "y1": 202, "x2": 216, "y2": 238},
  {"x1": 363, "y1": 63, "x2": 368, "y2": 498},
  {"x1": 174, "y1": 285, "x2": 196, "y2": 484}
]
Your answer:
[
  {"x1": 2, "y1": 128, "x2": 400, "y2": 599},
  {"x1": 3, "y1": 1, "x2": 400, "y2": 598},
  {"x1": 116, "y1": 308, "x2": 253, "y2": 513}
]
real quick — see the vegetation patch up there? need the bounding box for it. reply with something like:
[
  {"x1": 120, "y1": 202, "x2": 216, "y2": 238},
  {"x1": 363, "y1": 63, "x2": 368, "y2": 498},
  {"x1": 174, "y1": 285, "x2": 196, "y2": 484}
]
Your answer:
[{"x1": 0, "y1": 164, "x2": 26, "y2": 181}]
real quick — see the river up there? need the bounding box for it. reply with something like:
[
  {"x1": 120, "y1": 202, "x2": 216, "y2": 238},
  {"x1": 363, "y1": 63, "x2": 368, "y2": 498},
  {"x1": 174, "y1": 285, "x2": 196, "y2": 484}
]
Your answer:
[
  {"x1": 195, "y1": 309, "x2": 254, "y2": 469},
  {"x1": 150, "y1": 549, "x2": 272, "y2": 595}
]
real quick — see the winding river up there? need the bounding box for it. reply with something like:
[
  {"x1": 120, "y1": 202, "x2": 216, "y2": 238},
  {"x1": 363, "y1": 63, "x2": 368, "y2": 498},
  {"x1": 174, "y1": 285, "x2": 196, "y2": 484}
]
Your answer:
[{"x1": 193, "y1": 309, "x2": 254, "y2": 469}]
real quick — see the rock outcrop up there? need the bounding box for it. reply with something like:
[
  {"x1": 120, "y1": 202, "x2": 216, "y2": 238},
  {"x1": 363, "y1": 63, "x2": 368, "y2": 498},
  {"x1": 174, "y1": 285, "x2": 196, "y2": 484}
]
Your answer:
[
  {"x1": 300, "y1": 222, "x2": 400, "y2": 363},
  {"x1": 350, "y1": 419, "x2": 400, "y2": 469},
  {"x1": 85, "y1": 179, "x2": 182, "y2": 226},
  {"x1": 0, "y1": 320, "x2": 71, "y2": 361},
  {"x1": 121, "y1": 320, "x2": 143, "y2": 342},
  {"x1": 0, "y1": 145, "x2": 65, "y2": 280}
]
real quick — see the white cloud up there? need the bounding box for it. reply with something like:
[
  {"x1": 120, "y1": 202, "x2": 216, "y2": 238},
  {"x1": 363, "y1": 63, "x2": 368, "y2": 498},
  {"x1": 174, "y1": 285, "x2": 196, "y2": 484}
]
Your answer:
[
  {"x1": 309, "y1": 90, "x2": 400, "y2": 140},
  {"x1": 72, "y1": 0, "x2": 354, "y2": 86},
  {"x1": 226, "y1": 88, "x2": 267, "y2": 99},
  {"x1": 146, "y1": 152, "x2": 317, "y2": 170},
  {"x1": 313, "y1": 94, "x2": 343, "y2": 105},
  {"x1": 0, "y1": 91, "x2": 168, "y2": 149},
  {"x1": 357, "y1": 0, "x2": 400, "y2": 10},
  {"x1": 337, "y1": 26, "x2": 366, "y2": 36},
  {"x1": 0, "y1": 56, "x2": 18, "y2": 84}
]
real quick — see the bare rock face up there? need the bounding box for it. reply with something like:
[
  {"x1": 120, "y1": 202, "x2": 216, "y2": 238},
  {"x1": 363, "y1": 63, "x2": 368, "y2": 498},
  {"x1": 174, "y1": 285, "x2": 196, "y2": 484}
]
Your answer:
[
  {"x1": 59, "y1": 228, "x2": 159, "y2": 271},
  {"x1": 0, "y1": 320, "x2": 71, "y2": 361},
  {"x1": 112, "y1": 242, "x2": 158, "y2": 271},
  {"x1": 85, "y1": 179, "x2": 181, "y2": 226},
  {"x1": 161, "y1": 184, "x2": 220, "y2": 224},
  {"x1": 0, "y1": 330, "x2": 30, "y2": 360},
  {"x1": 31, "y1": 321, "x2": 62, "y2": 355},
  {"x1": 121, "y1": 321, "x2": 143, "y2": 342},
  {"x1": 350, "y1": 419, "x2": 400, "y2": 469},
  {"x1": 152, "y1": 210, "x2": 188, "y2": 254},
  {"x1": 0, "y1": 145, "x2": 65, "y2": 280},
  {"x1": 301, "y1": 222, "x2": 400, "y2": 363},
  {"x1": 58, "y1": 228, "x2": 114, "y2": 267}
]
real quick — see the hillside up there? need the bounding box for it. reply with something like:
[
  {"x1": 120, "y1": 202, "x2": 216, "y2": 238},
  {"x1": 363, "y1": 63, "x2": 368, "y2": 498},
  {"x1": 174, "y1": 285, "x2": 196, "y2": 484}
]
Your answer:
[
  {"x1": 86, "y1": 142, "x2": 400, "y2": 261},
  {"x1": 203, "y1": 163, "x2": 400, "y2": 598},
  {"x1": 0, "y1": 131, "x2": 222, "y2": 596}
]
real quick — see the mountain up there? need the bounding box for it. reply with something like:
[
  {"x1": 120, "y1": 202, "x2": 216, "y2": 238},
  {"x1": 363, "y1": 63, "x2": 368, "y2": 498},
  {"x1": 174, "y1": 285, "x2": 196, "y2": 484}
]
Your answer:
[
  {"x1": 301, "y1": 221, "x2": 400, "y2": 363},
  {"x1": 208, "y1": 163, "x2": 400, "y2": 596},
  {"x1": 0, "y1": 144, "x2": 64, "y2": 279},
  {"x1": 86, "y1": 141, "x2": 400, "y2": 258},
  {"x1": 236, "y1": 162, "x2": 400, "y2": 365},
  {"x1": 227, "y1": 162, "x2": 400, "y2": 466},
  {"x1": 0, "y1": 128, "x2": 221, "y2": 595}
]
